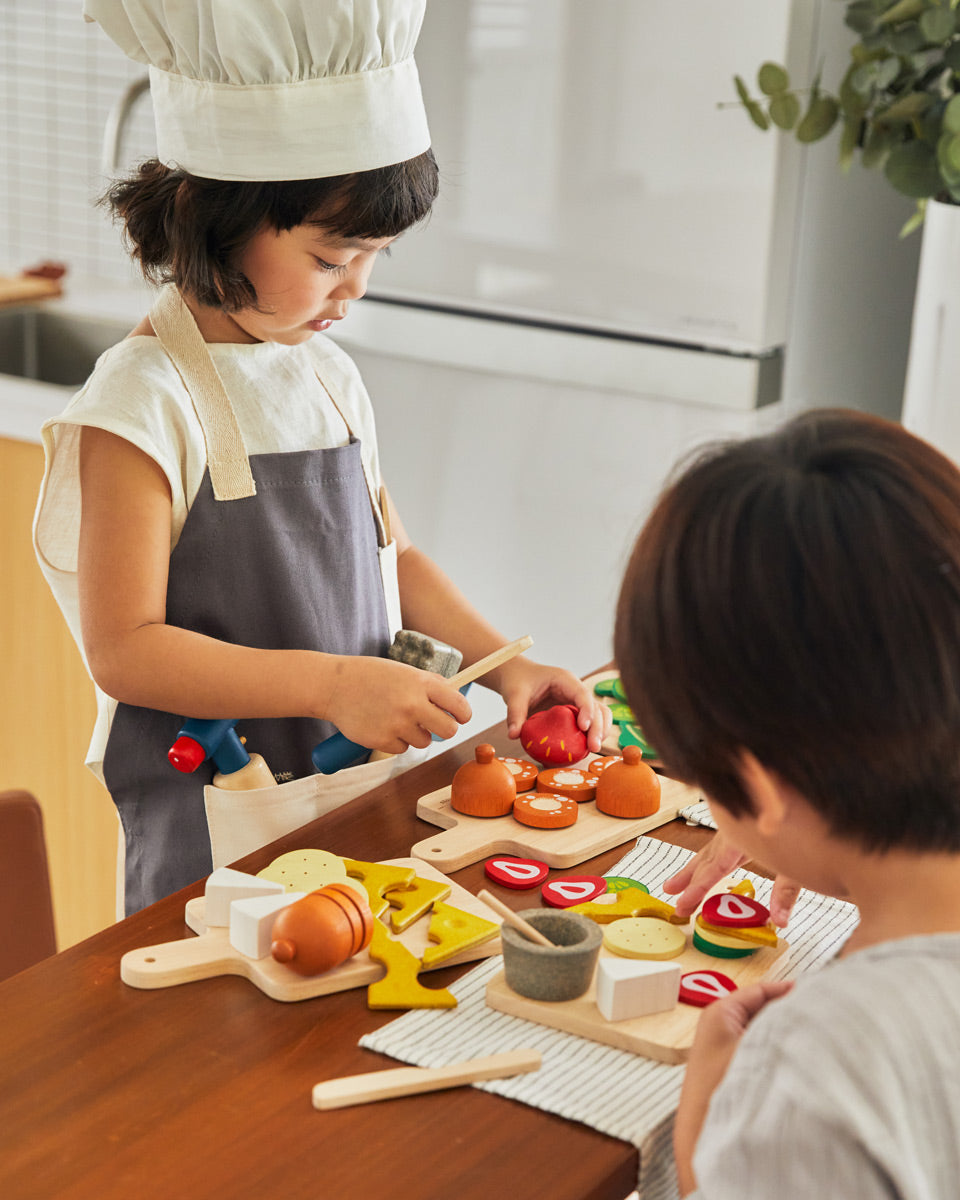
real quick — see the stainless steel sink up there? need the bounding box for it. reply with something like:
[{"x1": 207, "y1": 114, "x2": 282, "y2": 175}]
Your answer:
[{"x1": 0, "y1": 307, "x2": 132, "y2": 388}]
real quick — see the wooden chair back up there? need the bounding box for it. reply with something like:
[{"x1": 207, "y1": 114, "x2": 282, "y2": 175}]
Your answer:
[{"x1": 0, "y1": 790, "x2": 56, "y2": 982}]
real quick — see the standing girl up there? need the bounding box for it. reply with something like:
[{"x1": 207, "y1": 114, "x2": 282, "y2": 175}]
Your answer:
[{"x1": 35, "y1": 0, "x2": 607, "y2": 914}]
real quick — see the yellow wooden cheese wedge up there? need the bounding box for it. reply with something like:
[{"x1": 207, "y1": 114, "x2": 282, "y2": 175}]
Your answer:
[
  {"x1": 729, "y1": 879, "x2": 756, "y2": 899},
  {"x1": 257, "y1": 849, "x2": 347, "y2": 893},
  {"x1": 365, "y1": 920, "x2": 456, "y2": 1010},
  {"x1": 602, "y1": 917, "x2": 687, "y2": 960},
  {"x1": 697, "y1": 916, "x2": 778, "y2": 948},
  {"x1": 569, "y1": 886, "x2": 686, "y2": 926},
  {"x1": 420, "y1": 902, "x2": 499, "y2": 967},
  {"x1": 342, "y1": 858, "x2": 417, "y2": 919},
  {"x1": 383, "y1": 875, "x2": 451, "y2": 932}
]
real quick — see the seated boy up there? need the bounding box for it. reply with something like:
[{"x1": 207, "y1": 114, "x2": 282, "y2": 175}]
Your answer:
[{"x1": 614, "y1": 408, "x2": 960, "y2": 1199}]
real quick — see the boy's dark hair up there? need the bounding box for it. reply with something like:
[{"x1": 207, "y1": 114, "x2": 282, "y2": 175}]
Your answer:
[
  {"x1": 614, "y1": 408, "x2": 960, "y2": 852},
  {"x1": 102, "y1": 151, "x2": 439, "y2": 310}
]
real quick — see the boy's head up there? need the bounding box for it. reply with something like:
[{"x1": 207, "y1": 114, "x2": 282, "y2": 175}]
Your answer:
[
  {"x1": 615, "y1": 408, "x2": 960, "y2": 853},
  {"x1": 104, "y1": 151, "x2": 438, "y2": 310}
]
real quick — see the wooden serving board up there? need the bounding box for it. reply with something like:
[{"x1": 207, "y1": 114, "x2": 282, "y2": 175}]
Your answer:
[
  {"x1": 0, "y1": 274, "x2": 62, "y2": 307},
  {"x1": 486, "y1": 932, "x2": 788, "y2": 1064},
  {"x1": 411, "y1": 768, "x2": 700, "y2": 872},
  {"x1": 120, "y1": 859, "x2": 500, "y2": 1002}
]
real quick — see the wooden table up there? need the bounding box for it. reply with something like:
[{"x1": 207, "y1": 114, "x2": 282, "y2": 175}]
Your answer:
[{"x1": 0, "y1": 728, "x2": 712, "y2": 1200}]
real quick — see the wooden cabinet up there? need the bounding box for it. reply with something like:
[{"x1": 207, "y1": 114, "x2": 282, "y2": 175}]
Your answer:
[{"x1": 1, "y1": 436, "x2": 117, "y2": 947}]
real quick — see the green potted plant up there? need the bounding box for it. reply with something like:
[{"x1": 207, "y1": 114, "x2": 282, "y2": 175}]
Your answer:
[
  {"x1": 734, "y1": 0, "x2": 960, "y2": 235},
  {"x1": 734, "y1": 0, "x2": 960, "y2": 464}
]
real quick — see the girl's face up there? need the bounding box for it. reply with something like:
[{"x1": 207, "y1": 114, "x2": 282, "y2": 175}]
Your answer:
[{"x1": 229, "y1": 223, "x2": 396, "y2": 345}]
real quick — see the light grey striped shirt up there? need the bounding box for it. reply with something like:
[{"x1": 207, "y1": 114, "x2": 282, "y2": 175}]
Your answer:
[{"x1": 690, "y1": 933, "x2": 960, "y2": 1199}]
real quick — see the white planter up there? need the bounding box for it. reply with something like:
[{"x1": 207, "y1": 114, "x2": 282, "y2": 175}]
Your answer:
[{"x1": 902, "y1": 198, "x2": 960, "y2": 462}]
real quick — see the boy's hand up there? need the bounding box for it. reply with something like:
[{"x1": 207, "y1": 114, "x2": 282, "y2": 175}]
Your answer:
[
  {"x1": 674, "y1": 979, "x2": 794, "y2": 1195},
  {"x1": 495, "y1": 659, "x2": 613, "y2": 754},
  {"x1": 321, "y1": 656, "x2": 472, "y2": 755},
  {"x1": 663, "y1": 833, "x2": 801, "y2": 928}
]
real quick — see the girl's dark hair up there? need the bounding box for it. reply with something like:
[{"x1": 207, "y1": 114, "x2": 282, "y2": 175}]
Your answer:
[
  {"x1": 102, "y1": 150, "x2": 439, "y2": 310},
  {"x1": 614, "y1": 408, "x2": 960, "y2": 852}
]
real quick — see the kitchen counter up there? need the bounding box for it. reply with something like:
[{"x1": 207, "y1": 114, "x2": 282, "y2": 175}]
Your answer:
[{"x1": 0, "y1": 275, "x2": 153, "y2": 443}]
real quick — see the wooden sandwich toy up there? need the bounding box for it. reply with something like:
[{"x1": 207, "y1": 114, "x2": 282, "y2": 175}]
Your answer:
[{"x1": 485, "y1": 875, "x2": 788, "y2": 1063}]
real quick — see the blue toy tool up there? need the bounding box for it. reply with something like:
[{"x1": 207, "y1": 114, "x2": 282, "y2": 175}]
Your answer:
[{"x1": 168, "y1": 717, "x2": 251, "y2": 776}]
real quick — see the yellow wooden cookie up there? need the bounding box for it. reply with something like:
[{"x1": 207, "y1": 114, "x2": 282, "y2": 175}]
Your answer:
[
  {"x1": 257, "y1": 849, "x2": 347, "y2": 893},
  {"x1": 569, "y1": 886, "x2": 686, "y2": 926},
  {"x1": 602, "y1": 917, "x2": 687, "y2": 960},
  {"x1": 383, "y1": 875, "x2": 451, "y2": 932},
  {"x1": 420, "y1": 902, "x2": 499, "y2": 967},
  {"x1": 365, "y1": 920, "x2": 456, "y2": 1010}
]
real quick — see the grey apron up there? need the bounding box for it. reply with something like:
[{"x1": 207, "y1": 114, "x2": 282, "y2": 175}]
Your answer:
[{"x1": 102, "y1": 288, "x2": 391, "y2": 915}]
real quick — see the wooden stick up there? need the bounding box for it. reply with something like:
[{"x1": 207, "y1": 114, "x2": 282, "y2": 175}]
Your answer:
[
  {"x1": 477, "y1": 889, "x2": 555, "y2": 948},
  {"x1": 448, "y1": 635, "x2": 533, "y2": 690},
  {"x1": 312, "y1": 1048, "x2": 541, "y2": 1110}
]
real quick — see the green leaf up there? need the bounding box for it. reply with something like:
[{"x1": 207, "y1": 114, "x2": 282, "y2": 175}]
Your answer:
[
  {"x1": 876, "y1": 0, "x2": 929, "y2": 28},
  {"x1": 862, "y1": 124, "x2": 895, "y2": 166},
  {"x1": 886, "y1": 22, "x2": 926, "y2": 54},
  {"x1": 937, "y1": 130, "x2": 960, "y2": 182},
  {"x1": 797, "y1": 94, "x2": 840, "y2": 142},
  {"x1": 769, "y1": 91, "x2": 801, "y2": 129},
  {"x1": 944, "y1": 93, "x2": 960, "y2": 132},
  {"x1": 734, "y1": 75, "x2": 771, "y2": 130},
  {"x1": 876, "y1": 91, "x2": 932, "y2": 122},
  {"x1": 899, "y1": 198, "x2": 927, "y2": 237},
  {"x1": 846, "y1": 1, "x2": 880, "y2": 36},
  {"x1": 758, "y1": 62, "x2": 790, "y2": 95},
  {"x1": 920, "y1": 7, "x2": 956, "y2": 43},
  {"x1": 944, "y1": 41, "x2": 960, "y2": 71},
  {"x1": 884, "y1": 139, "x2": 944, "y2": 196},
  {"x1": 839, "y1": 112, "x2": 863, "y2": 168}
]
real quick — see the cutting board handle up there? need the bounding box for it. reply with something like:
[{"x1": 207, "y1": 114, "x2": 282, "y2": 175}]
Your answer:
[{"x1": 120, "y1": 934, "x2": 244, "y2": 989}]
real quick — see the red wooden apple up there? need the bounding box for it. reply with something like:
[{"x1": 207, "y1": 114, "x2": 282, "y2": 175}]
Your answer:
[{"x1": 519, "y1": 704, "x2": 588, "y2": 766}]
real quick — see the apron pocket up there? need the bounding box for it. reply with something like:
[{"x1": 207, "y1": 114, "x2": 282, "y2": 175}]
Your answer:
[{"x1": 203, "y1": 743, "x2": 430, "y2": 869}]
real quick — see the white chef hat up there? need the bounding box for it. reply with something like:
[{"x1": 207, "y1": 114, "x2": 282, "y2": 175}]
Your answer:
[{"x1": 83, "y1": 0, "x2": 431, "y2": 182}]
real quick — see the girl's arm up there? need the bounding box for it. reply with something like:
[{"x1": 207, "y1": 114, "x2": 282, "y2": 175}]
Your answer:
[
  {"x1": 386, "y1": 487, "x2": 610, "y2": 750},
  {"x1": 77, "y1": 427, "x2": 470, "y2": 752}
]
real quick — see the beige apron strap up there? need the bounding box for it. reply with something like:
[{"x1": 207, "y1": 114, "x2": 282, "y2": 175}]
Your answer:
[{"x1": 149, "y1": 285, "x2": 257, "y2": 501}]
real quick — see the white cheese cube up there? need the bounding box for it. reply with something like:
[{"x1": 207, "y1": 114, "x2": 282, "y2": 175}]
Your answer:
[
  {"x1": 595, "y1": 956, "x2": 681, "y2": 1022},
  {"x1": 229, "y1": 891, "x2": 306, "y2": 959},
  {"x1": 204, "y1": 867, "x2": 285, "y2": 926}
]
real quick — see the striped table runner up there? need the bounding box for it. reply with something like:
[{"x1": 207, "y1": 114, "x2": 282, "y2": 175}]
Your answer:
[{"x1": 361, "y1": 836, "x2": 859, "y2": 1199}]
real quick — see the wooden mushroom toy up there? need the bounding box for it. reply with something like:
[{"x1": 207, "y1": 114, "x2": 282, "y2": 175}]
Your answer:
[
  {"x1": 451, "y1": 743, "x2": 517, "y2": 817},
  {"x1": 595, "y1": 744, "x2": 661, "y2": 818},
  {"x1": 271, "y1": 882, "x2": 374, "y2": 976}
]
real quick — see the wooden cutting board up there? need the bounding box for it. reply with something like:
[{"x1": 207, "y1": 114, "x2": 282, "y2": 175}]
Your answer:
[
  {"x1": 0, "y1": 274, "x2": 62, "y2": 307},
  {"x1": 120, "y1": 859, "x2": 500, "y2": 1002},
  {"x1": 486, "y1": 931, "x2": 788, "y2": 1064},
  {"x1": 411, "y1": 769, "x2": 700, "y2": 872}
]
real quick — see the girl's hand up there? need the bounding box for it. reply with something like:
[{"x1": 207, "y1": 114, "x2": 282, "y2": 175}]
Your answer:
[
  {"x1": 674, "y1": 980, "x2": 794, "y2": 1195},
  {"x1": 493, "y1": 657, "x2": 613, "y2": 753},
  {"x1": 663, "y1": 832, "x2": 801, "y2": 927},
  {"x1": 321, "y1": 656, "x2": 472, "y2": 755}
]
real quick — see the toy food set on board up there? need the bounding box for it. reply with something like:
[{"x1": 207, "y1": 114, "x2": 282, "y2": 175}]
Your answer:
[{"x1": 484, "y1": 875, "x2": 787, "y2": 1064}]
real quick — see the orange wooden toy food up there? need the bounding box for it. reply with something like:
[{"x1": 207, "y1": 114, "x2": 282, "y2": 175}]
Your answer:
[
  {"x1": 537, "y1": 766, "x2": 599, "y2": 802},
  {"x1": 513, "y1": 792, "x2": 579, "y2": 829},
  {"x1": 270, "y1": 883, "x2": 374, "y2": 976},
  {"x1": 595, "y1": 745, "x2": 661, "y2": 818},
  {"x1": 451, "y1": 744, "x2": 517, "y2": 818}
]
